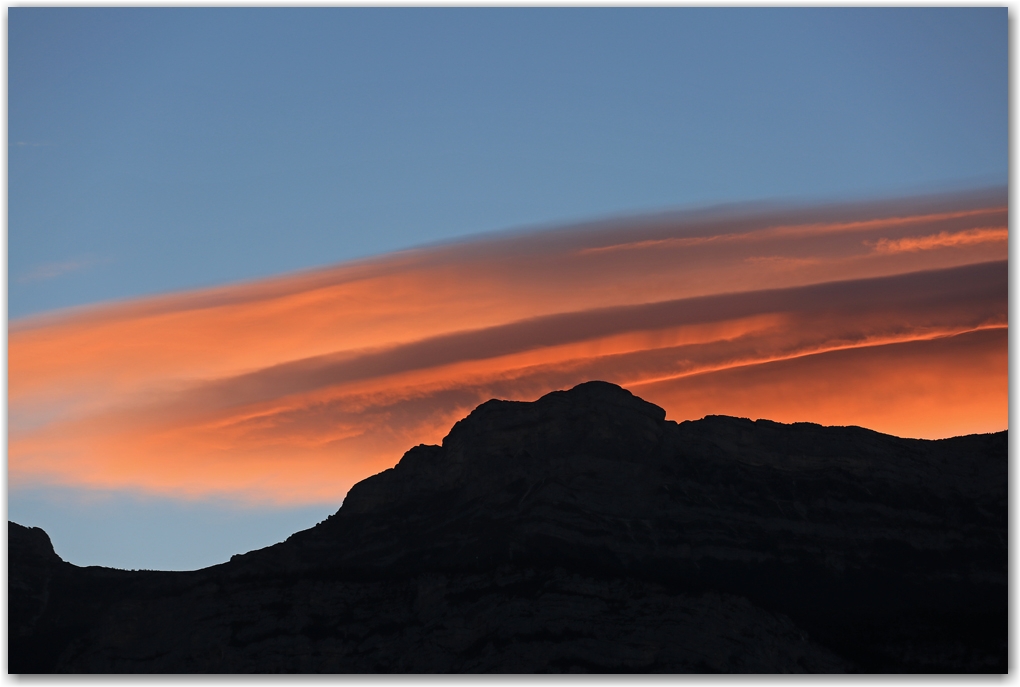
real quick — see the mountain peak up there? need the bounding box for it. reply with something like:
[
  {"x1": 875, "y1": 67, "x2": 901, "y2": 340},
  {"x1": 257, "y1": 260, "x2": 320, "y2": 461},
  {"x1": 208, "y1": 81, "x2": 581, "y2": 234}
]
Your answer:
[
  {"x1": 539, "y1": 380, "x2": 666, "y2": 417},
  {"x1": 339, "y1": 381, "x2": 669, "y2": 520}
]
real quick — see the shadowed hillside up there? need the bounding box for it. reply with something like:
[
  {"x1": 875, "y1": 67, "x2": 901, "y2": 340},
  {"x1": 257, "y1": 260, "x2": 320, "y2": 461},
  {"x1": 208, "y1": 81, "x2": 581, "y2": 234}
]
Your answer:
[{"x1": 9, "y1": 382, "x2": 1006, "y2": 673}]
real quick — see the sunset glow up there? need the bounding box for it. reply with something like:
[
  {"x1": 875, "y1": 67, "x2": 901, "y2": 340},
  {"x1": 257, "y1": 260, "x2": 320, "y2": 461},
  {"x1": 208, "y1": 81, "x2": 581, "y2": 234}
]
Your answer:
[{"x1": 9, "y1": 193, "x2": 1008, "y2": 505}]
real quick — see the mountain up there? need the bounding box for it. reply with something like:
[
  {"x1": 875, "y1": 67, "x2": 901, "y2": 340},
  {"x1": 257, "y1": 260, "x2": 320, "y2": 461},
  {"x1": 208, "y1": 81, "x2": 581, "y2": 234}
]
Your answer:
[{"x1": 9, "y1": 381, "x2": 1006, "y2": 673}]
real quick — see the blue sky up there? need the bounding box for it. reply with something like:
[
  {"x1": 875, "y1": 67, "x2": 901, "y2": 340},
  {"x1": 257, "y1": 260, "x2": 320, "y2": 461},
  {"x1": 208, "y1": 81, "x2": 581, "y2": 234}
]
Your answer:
[
  {"x1": 7, "y1": 8, "x2": 1008, "y2": 571},
  {"x1": 10, "y1": 7, "x2": 1007, "y2": 319}
]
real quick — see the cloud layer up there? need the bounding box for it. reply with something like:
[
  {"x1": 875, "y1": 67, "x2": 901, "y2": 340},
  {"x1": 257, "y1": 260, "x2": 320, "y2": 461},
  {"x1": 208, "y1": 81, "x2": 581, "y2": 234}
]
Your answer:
[{"x1": 9, "y1": 190, "x2": 1007, "y2": 504}]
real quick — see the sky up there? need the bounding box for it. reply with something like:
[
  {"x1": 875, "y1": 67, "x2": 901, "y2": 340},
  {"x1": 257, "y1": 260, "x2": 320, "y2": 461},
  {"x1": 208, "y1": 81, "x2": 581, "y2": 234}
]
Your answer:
[{"x1": 7, "y1": 8, "x2": 1009, "y2": 571}]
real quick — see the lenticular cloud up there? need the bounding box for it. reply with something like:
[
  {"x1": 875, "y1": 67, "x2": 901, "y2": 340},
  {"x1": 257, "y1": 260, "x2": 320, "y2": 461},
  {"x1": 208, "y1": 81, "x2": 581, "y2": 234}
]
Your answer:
[{"x1": 9, "y1": 189, "x2": 1007, "y2": 504}]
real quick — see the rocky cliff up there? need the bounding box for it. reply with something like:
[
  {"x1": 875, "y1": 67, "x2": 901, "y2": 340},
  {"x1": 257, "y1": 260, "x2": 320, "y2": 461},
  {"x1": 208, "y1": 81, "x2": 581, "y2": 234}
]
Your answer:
[{"x1": 8, "y1": 382, "x2": 1007, "y2": 673}]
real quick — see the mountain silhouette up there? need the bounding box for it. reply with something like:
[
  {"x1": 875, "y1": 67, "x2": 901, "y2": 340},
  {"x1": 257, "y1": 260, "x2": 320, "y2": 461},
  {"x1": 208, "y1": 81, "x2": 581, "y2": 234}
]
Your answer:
[{"x1": 9, "y1": 381, "x2": 1006, "y2": 673}]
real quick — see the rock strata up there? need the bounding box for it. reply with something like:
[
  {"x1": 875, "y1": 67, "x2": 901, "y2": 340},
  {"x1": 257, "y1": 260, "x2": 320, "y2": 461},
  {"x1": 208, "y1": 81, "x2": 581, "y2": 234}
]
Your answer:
[{"x1": 8, "y1": 382, "x2": 1006, "y2": 673}]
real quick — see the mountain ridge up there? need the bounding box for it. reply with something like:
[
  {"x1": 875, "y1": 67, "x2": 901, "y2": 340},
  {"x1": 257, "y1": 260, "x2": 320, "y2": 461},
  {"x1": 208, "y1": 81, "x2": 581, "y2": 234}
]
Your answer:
[{"x1": 9, "y1": 381, "x2": 1007, "y2": 673}]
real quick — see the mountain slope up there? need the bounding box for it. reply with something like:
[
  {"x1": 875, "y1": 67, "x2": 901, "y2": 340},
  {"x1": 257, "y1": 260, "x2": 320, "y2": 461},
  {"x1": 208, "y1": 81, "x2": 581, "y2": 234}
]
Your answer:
[{"x1": 9, "y1": 382, "x2": 1007, "y2": 673}]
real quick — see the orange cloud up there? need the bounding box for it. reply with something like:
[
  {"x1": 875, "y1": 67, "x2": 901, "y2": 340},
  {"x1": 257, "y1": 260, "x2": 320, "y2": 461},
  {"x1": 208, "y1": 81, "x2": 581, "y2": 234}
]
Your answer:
[
  {"x1": 8, "y1": 191, "x2": 1008, "y2": 505},
  {"x1": 867, "y1": 226, "x2": 1008, "y2": 254},
  {"x1": 637, "y1": 327, "x2": 1007, "y2": 442}
]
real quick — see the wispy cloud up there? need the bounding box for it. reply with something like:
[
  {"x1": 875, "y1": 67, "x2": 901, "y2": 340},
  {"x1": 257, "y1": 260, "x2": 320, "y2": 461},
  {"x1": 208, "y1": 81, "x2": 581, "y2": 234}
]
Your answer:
[
  {"x1": 578, "y1": 206, "x2": 1005, "y2": 255},
  {"x1": 18, "y1": 255, "x2": 110, "y2": 283},
  {"x1": 867, "y1": 226, "x2": 1007, "y2": 254},
  {"x1": 8, "y1": 190, "x2": 1007, "y2": 504},
  {"x1": 10, "y1": 140, "x2": 55, "y2": 148}
]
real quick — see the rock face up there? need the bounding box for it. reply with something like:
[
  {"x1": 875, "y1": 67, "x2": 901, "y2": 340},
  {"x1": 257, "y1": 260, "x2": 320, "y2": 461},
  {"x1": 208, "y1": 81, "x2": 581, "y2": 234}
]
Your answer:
[{"x1": 8, "y1": 382, "x2": 1006, "y2": 673}]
